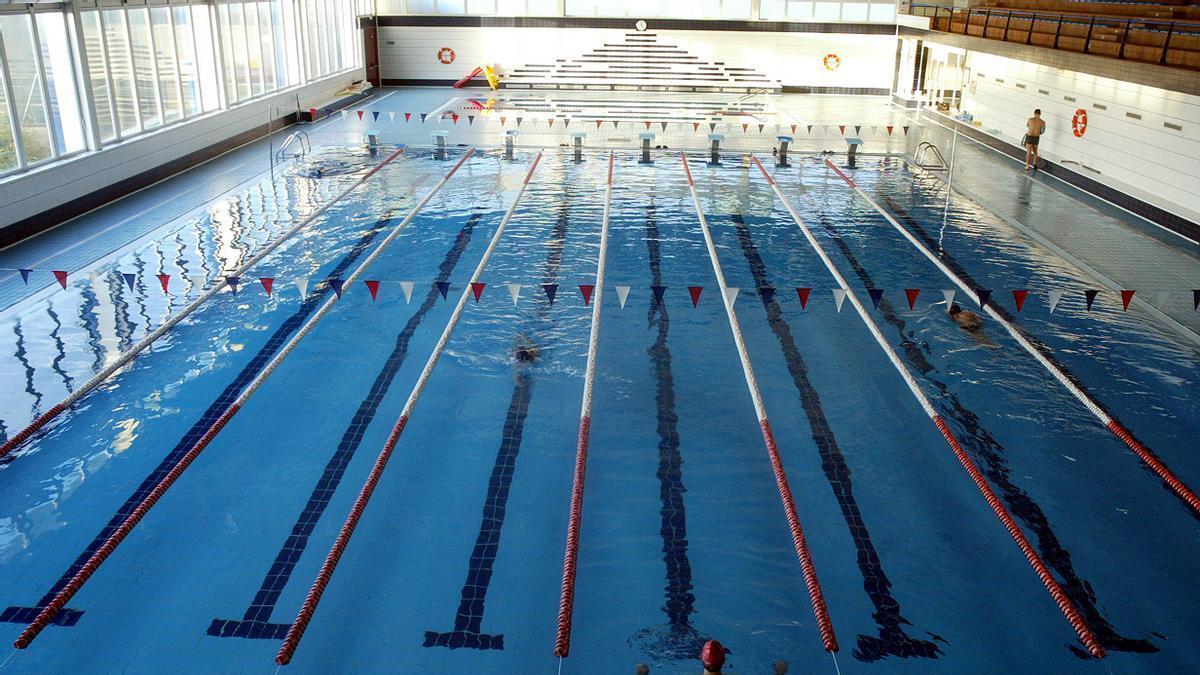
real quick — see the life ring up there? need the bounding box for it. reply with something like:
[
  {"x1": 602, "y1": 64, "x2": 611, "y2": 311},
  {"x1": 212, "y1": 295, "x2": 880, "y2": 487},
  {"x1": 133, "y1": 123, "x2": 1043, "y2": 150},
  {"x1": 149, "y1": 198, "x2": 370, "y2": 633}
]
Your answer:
[
  {"x1": 823, "y1": 53, "x2": 841, "y2": 71},
  {"x1": 1072, "y1": 108, "x2": 1087, "y2": 137},
  {"x1": 437, "y1": 47, "x2": 456, "y2": 65}
]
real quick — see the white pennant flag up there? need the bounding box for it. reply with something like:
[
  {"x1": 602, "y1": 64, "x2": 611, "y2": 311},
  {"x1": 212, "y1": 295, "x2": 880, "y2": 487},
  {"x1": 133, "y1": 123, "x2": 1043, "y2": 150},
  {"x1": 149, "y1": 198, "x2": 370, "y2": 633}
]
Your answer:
[
  {"x1": 724, "y1": 287, "x2": 739, "y2": 306},
  {"x1": 833, "y1": 288, "x2": 848, "y2": 312},
  {"x1": 388, "y1": 111, "x2": 396, "y2": 123},
  {"x1": 399, "y1": 280, "x2": 414, "y2": 304},
  {"x1": 190, "y1": 274, "x2": 206, "y2": 293},
  {"x1": 615, "y1": 285, "x2": 630, "y2": 308},
  {"x1": 1153, "y1": 291, "x2": 1170, "y2": 309},
  {"x1": 506, "y1": 283, "x2": 522, "y2": 306},
  {"x1": 1048, "y1": 290, "x2": 1065, "y2": 313},
  {"x1": 340, "y1": 110, "x2": 348, "y2": 121},
  {"x1": 942, "y1": 289, "x2": 956, "y2": 309},
  {"x1": 295, "y1": 277, "x2": 309, "y2": 300}
]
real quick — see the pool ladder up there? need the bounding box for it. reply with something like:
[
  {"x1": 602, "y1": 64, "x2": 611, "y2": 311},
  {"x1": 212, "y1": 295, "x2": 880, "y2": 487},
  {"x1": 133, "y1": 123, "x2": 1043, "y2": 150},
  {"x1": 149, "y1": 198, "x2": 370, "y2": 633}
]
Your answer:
[
  {"x1": 275, "y1": 130, "x2": 311, "y2": 162},
  {"x1": 914, "y1": 142, "x2": 949, "y2": 171}
]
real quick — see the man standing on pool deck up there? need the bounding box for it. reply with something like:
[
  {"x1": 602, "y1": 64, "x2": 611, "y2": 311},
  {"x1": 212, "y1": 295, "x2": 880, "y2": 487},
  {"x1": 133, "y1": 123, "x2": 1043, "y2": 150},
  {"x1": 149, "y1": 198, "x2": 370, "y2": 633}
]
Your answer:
[{"x1": 1024, "y1": 109, "x2": 1046, "y2": 171}]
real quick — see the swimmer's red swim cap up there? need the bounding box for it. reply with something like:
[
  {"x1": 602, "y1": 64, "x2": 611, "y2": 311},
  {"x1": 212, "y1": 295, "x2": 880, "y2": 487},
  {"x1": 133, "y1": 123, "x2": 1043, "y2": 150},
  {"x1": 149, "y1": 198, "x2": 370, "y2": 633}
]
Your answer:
[{"x1": 701, "y1": 640, "x2": 726, "y2": 669}]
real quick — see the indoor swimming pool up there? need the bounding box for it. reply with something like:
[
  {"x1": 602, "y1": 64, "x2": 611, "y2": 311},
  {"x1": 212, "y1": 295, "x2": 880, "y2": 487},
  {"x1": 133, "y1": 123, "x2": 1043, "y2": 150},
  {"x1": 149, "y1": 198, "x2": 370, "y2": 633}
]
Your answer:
[{"x1": 0, "y1": 141, "x2": 1198, "y2": 675}]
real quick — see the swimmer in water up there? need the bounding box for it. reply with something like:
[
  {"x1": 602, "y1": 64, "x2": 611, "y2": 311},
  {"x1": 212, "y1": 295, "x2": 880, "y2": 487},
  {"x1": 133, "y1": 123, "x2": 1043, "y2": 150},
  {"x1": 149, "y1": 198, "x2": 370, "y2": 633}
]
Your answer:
[
  {"x1": 512, "y1": 334, "x2": 539, "y2": 364},
  {"x1": 948, "y1": 303, "x2": 983, "y2": 331}
]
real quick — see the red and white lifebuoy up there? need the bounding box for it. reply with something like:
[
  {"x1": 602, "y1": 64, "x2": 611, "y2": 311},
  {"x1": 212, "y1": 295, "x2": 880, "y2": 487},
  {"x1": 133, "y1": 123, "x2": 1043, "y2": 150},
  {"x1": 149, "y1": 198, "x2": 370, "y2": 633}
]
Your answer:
[
  {"x1": 1072, "y1": 108, "x2": 1087, "y2": 137},
  {"x1": 437, "y1": 47, "x2": 456, "y2": 65},
  {"x1": 823, "y1": 53, "x2": 841, "y2": 71}
]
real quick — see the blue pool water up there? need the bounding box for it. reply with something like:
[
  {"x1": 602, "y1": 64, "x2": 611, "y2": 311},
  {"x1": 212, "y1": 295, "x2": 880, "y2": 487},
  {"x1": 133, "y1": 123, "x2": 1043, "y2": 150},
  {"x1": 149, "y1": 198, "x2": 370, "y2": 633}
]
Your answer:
[{"x1": 0, "y1": 145, "x2": 1198, "y2": 674}]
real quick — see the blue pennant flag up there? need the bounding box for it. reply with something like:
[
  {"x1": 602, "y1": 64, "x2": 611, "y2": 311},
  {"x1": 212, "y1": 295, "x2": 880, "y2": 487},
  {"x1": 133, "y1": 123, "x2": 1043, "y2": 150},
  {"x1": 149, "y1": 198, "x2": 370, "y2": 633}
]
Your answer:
[
  {"x1": 420, "y1": 113, "x2": 428, "y2": 123},
  {"x1": 759, "y1": 287, "x2": 776, "y2": 306},
  {"x1": 435, "y1": 281, "x2": 450, "y2": 299},
  {"x1": 372, "y1": 111, "x2": 380, "y2": 121},
  {"x1": 543, "y1": 284, "x2": 558, "y2": 304},
  {"x1": 226, "y1": 276, "x2": 240, "y2": 294},
  {"x1": 18, "y1": 268, "x2": 32, "y2": 284},
  {"x1": 868, "y1": 288, "x2": 884, "y2": 308},
  {"x1": 1194, "y1": 289, "x2": 1200, "y2": 311},
  {"x1": 329, "y1": 278, "x2": 345, "y2": 298},
  {"x1": 122, "y1": 272, "x2": 136, "y2": 290},
  {"x1": 1084, "y1": 289, "x2": 1099, "y2": 310},
  {"x1": 651, "y1": 285, "x2": 667, "y2": 305},
  {"x1": 976, "y1": 288, "x2": 992, "y2": 308}
]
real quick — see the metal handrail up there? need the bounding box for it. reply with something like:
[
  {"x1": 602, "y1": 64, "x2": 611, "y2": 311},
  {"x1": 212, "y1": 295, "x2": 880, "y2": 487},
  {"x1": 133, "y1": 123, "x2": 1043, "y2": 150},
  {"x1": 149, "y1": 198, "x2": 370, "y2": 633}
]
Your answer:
[
  {"x1": 275, "y1": 130, "x2": 311, "y2": 162},
  {"x1": 915, "y1": 141, "x2": 949, "y2": 171}
]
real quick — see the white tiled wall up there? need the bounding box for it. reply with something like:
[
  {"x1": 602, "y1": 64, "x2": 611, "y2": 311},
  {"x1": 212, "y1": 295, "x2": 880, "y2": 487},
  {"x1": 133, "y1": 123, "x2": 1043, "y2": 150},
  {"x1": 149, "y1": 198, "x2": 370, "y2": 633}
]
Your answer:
[
  {"x1": 378, "y1": 25, "x2": 897, "y2": 90},
  {"x1": 956, "y1": 51, "x2": 1200, "y2": 220},
  {"x1": 0, "y1": 75, "x2": 359, "y2": 230}
]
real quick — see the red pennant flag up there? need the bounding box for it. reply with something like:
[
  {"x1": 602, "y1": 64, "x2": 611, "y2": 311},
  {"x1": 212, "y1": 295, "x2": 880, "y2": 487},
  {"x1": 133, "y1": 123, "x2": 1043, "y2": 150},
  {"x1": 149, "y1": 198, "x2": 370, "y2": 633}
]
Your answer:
[
  {"x1": 451, "y1": 113, "x2": 459, "y2": 124},
  {"x1": 548, "y1": 118, "x2": 555, "y2": 128},
  {"x1": 797, "y1": 287, "x2": 812, "y2": 309},
  {"x1": 365, "y1": 280, "x2": 380, "y2": 301},
  {"x1": 838, "y1": 125, "x2": 846, "y2": 135},
  {"x1": 905, "y1": 288, "x2": 920, "y2": 310},
  {"x1": 259, "y1": 277, "x2": 274, "y2": 296},
  {"x1": 53, "y1": 270, "x2": 69, "y2": 289},
  {"x1": 688, "y1": 286, "x2": 703, "y2": 307},
  {"x1": 1120, "y1": 290, "x2": 1135, "y2": 310},
  {"x1": 155, "y1": 273, "x2": 170, "y2": 293},
  {"x1": 596, "y1": 120, "x2": 603, "y2": 129},
  {"x1": 500, "y1": 116, "x2": 507, "y2": 126},
  {"x1": 790, "y1": 124, "x2": 797, "y2": 134},
  {"x1": 886, "y1": 125, "x2": 894, "y2": 135},
  {"x1": 405, "y1": 112, "x2": 412, "y2": 122},
  {"x1": 357, "y1": 110, "x2": 364, "y2": 120},
  {"x1": 644, "y1": 121, "x2": 652, "y2": 129},
  {"x1": 579, "y1": 284, "x2": 595, "y2": 306},
  {"x1": 693, "y1": 122, "x2": 700, "y2": 132},
  {"x1": 742, "y1": 123, "x2": 748, "y2": 133},
  {"x1": 1012, "y1": 289, "x2": 1028, "y2": 311},
  {"x1": 471, "y1": 282, "x2": 486, "y2": 302},
  {"x1": 309, "y1": 108, "x2": 318, "y2": 119}
]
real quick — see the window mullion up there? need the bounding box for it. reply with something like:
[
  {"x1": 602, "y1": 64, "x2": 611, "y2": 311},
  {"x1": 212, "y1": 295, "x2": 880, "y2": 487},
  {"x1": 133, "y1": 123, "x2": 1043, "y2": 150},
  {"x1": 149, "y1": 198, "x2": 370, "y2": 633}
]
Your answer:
[{"x1": 0, "y1": 32, "x2": 28, "y2": 170}]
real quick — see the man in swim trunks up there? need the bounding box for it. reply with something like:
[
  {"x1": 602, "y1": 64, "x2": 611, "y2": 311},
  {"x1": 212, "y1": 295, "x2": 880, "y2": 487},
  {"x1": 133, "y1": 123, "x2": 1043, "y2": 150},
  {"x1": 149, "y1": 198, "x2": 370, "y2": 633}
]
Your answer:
[
  {"x1": 948, "y1": 303, "x2": 983, "y2": 331},
  {"x1": 1023, "y1": 109, "x2": 1046, "y2": 171}
]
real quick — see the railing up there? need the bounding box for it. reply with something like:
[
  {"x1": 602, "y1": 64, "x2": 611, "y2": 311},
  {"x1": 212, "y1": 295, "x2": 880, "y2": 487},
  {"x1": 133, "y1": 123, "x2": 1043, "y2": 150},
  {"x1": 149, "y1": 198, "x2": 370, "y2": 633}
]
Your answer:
[
  {"x1": 275, "y1": 130, "x2": 312, "y2": 162},
  {"x1": 915, "y1": 141, "x2": 949, "y2": 170},
  {"x1": 908, "y1": 3, "x2": 1200, "y2": 70}
]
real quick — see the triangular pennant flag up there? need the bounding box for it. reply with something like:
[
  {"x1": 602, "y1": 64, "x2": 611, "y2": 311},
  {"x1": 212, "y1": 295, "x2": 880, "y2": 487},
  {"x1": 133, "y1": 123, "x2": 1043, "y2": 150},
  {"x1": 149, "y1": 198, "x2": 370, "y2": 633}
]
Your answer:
[
  {"x1": 1120, "y1": 290, "x2": 1135, "y2": 311},
  {"x1": 156, "y1": 273, "x2": 171, "y2": 293},
  {"x1": 693, "y1": 122, "x2": 700, "y2": 132},
  {"x1": 596, "y1": 119, "x2": 603, "y2": 129},
  {"x1": 506, "y1": 283, "x2": 521, "y2": 306},
  {"x1": 854, "y1": 125, "x2": 861, "y2": 135},
  {"x1": 372, "y1": 111, "x2": 380, "y2": 121},
  {"x1": 122, "y1": 272, "x2": 136, "y2": 290},
  {"x1": 190, "y1": 274, "x2": 206, "y2": 292},
  {"x1": 742, "y1": 123, "x2": 749, "y2": 133},
  {"x1": 435, "y1": 281, "x2": 450, "y2": 299},
  {"x1": 833, "y1": 288, "x2": 848, "y2": 312},
  {"x1": 365, "y1": 280, "x2": 380, "y2": 301},
  {"x1": 547, "y1": 118, "x2": 553, "y2": 128},
  {"x1": 309, "y1": 107, "x2": 318, "y2": 119},
  {"x1": 295, "y1": 277, "x2": 308, "y2": 300},
  {"x1": 515, "y1": 117, "x2": 523, "y2": 127},
  {"x1": 724, "y1": 287, "x2": 739, "y2": 306},
  {"x1": 790, "y1": 124, "x2": 798, "y2": 134},
  {"x1": 226, "y1": 276, "x2": 240, "y2": 294},
  {"x1": 886, "y1": 125, "x2": 894, "y2": 135},
  {"x1": 651, "y1": 285, "x2": 667, "y2": 305},
  {"x1": 451, "y1": 113, "x2": 459, "y2": 124},
  {"x1": 340, "y1": 110, "x2": 347, "y2": 121},
  {"x1": 645, "y1": 121, "x2": 652, "y2": 130},
  {"x1": 660, "y1": 121, "x2": 668, "y2": 132},
  {"x1": 543, "y1": 284, "x2": 558, "y2": 304},
  {"x1": 903, "y1": 126, "x2": 910, "y2": 135},
  {"x1": 942, "y1": 289, "x2": 956, "y2": 308},
  {"x1": 1153, "y1": 291, "x2": 1169, "y2": 309},
  {"x1": 420, "y1": 113, "x2": 428, "y2": 122},
  {"x1": 838, "y1": 125, "x2": 846, "y2": 135},
  {"x1": 1012, "y1": 289, "x2": 1028, "y2": 312},
  {"x1": 976, "y1": 288, "x2": 992, "y2": 308},
  {"x1": 53, "y1": 270, "x2": 68, "y2": 289},
  {"x1": 1049, "y1": 290, "x2": 1065, "y2": 313},
  {"x1": 868, "y1": 288, "x2": 884, "y2": 308},
  {"x1": 328, "y1": 278, "x2": 344, "y2": 298},
  {"x1": 1084, "y1": 289, "x2": 1099, "y2": 311},
  {"x1": 389, "y1": 112, "x2": 396, "y2": 123},
  {"x1": 1194, "y1": 289, "x2": 1200, "y2": 310},
  {"x1": 400, "y1": 280, "x2": 414, "y2": 304},
  {"x1": 579, "y1": 284, "x2": 594, "y2": 306},
  {"x1": 404, "y1": 112, "x2": 411, "y2": 122},
  {"x1": 615, "y1": 285, "x2": 630, "y2": 308},
  {"x1": 19, "y1": 268, "x2": 32, "y2": 284},
  {"x1": 356, "y1": 110, "x2": 364, "y2": 120},
  {"x1": 905, "y1": 288, "x2": 920, "y2": 310},
  {"x1": 500, "y1": 116, "x2": 507, "y2": 126},
  {"x1": 709, "y1": 122, "x2": 717, "y2": 132},
  {"x1": 563, "y1": 119, "x2": 570, "y2": 129},
  {"x1": 758, "y1": 124, "x2": 765, "y2": 133},
  {"x1": 259, "y1": 277, "x2": 274, "y2": 296},
  {"x1": 806, "y1": 124, "x2": 813, "y2": 134},
  {"x1": 688, "y1": 286, "x2": 703, "y2": 307},
  {"x1": 759, "y1": 287, "x2": 776, "y2": 305},
  {"x1": 470, "y1": 282, "x2": 485, "y2": 302},
  {"x1": 797, "y1": 287, "x2": 812, "y2": 309},
  {"x1": 612, "y1": 120, "x2": 619, "y2": 128}
]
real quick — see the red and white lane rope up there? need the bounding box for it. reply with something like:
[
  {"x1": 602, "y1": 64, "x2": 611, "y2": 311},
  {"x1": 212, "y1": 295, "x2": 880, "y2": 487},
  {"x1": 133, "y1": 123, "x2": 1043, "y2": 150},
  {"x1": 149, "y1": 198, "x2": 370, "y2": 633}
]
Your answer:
[
  {"x1": 274, "y1": 150, "x2": 543, "y2": 666},
  {"x1": 824, "y1": 158, "x2": 1200, "y2": 518},
  {"x1": 683, "y1": 153, "x2": 839, "y2": 654},
  {"x1": 757, "y1": 156, "x2": 1105, "y2": 658},
  {"x1": 553, "y1": 151, "x2": 614, "y2": 659},
  {"x1": 11, "y1": 149, "x2": 477, "y2": 650},
  {"x1": 0, "y1": 147, "x2": 411, "y2": 462}
]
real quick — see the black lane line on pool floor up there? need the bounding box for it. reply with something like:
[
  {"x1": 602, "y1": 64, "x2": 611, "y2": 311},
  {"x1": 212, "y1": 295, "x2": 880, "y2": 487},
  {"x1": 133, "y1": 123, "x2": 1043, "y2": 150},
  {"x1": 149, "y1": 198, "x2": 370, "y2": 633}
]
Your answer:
[
  {"x1": 815, "y1": 209, "x2": 1157, "y2": 657},
  {"x1": 206, "y1": 213, "x2": 484, "y2": 641},
  {"x1": 424, "y1": 179, "x2": 574, "y2": 651},
  {"x1": 0, "y1": 212, "x2": 400, "y2": 627},
  {"x1": 727, "y1": 213, "x2": 941, "y2": 662},
  {"x1": 628, "y1": 200, "x2": 704, "y2": 660}
]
